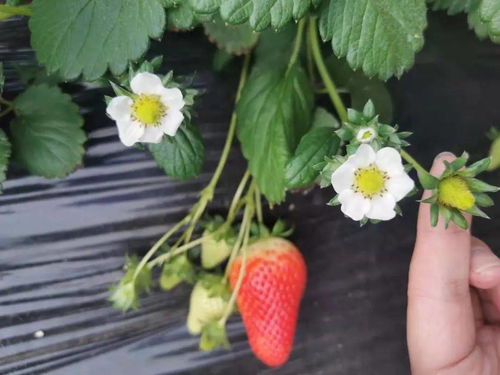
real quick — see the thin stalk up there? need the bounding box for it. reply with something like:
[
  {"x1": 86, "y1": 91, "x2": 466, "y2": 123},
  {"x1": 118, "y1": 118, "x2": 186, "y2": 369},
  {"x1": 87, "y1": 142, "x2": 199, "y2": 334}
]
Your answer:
[
  {"x1": 254, "y1": 185, "x2": 263, "y2": 224},
  {"x1": 219, "y1": 198, "x2": 254, "y2": 325},
  {"x1": 287, "y1": 18, "x2": 307, "y2": 73},
  {"x1": 132, "y1": 216, "x2": 190, "y2": 282},
  {"x1": 147, "y1": 235, "x2": 207, "y2": 268},
  {"x1": 0, "y1": 5, "x2": 32, "y2": 18},
  {"x1": 183, "y1": 54, "x2": 251, "y2": 243},
  {"x1": 308, "y1": 17, "x2": 348, "y2": 123},
  {"x1": 227, "y1": 170, "x2": 250, "y2": 223},
  {"x1": 400, "y1": 150, "x2": 428, "y2": 176}
]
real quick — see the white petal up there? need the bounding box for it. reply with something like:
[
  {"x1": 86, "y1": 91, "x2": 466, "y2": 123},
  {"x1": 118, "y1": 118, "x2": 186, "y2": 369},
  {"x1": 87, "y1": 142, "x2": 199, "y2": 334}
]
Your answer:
[
  {"x1": 331, "y1": 161, "x2": 355, "y2": 193},
  {"x1": 161, "y1": 110, "x2": 184, "y2": 137},
  {"x1": 159, "y1": 87, "x2": 185, "y2": 110},
  {"x1": 366, "y1": 194, "x2": 396, "y2": 221},
  {"x1": 349, "y1": 144, "x2": 376, "y2": 168},
  {"x1": 130, "y1": 72, "x2": 164, "y2": 94},
  {"x1": 376, "y1": 147, "x2": 404, "y2": 176},
  {"x1": 106, "y1": 96, "x2": 132, "y2": 121},
  {"x1": 116, "y1": 120, "x2": 144, "y2": 147},
  {"x1": 338, "y1": 190, "x2": 370, "y2": 221},
  {"x1": 386, "y1": 173, "x2": 415, "y2": 201},
  {"x1": 139, "y1": 126, "x2": 164, "y2": 144}
]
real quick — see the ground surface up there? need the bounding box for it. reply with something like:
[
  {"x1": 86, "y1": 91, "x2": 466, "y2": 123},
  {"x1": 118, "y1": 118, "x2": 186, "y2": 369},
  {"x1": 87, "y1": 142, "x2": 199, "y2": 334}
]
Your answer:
[{"x1": 0, "y1": 13, "x2": 499, "y2": 375}]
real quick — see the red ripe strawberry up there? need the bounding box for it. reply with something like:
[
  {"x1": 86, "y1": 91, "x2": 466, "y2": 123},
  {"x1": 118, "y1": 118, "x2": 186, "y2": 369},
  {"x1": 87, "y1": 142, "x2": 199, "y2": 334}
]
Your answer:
[{"x1": 229, "y1": 237, "x2": 307, "y2": 367}]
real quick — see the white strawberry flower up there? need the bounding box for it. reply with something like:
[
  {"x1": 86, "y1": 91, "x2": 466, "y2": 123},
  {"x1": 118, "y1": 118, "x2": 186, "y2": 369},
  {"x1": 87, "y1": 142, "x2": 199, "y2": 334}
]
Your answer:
[
  {"x1": 106, "y1": 72, "x2": 185, "y2": 146},
  {"x1": 331, "y1": 144, "x2": 414, "y2": 221}
]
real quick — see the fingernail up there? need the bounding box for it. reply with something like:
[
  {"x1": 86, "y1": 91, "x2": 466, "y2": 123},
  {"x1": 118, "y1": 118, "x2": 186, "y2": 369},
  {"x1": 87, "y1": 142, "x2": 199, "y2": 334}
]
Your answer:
[
  {"x1": 473, "y1": 245, "x2": 500, "y2": 274},
  {"x1": 434, "y1": 152, "x2": 455, "y2": 161}
]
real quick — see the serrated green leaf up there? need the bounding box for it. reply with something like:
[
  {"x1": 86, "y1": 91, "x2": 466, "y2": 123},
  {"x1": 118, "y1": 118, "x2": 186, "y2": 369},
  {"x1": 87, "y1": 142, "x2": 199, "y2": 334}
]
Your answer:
[
  {"x1": 189, "y1": 0, "x2": 220, "y2": 14},
  {"x1": 253, "y1": 25, "x2": 296, "y2": 70},
  {"x1": 213, "y1": 49, "x2": 235, "y2": 71},
  {"x1": 312, "y1": 107, "x2": 339, "y2": 129},
  {"x1": 237, "y1": 64, "x2": 314, "y2": 202},
  {"x1": 149, "y1": 123, "x2": 205, "y2": 180},
  {"x1": 0, "y1": 130, "x2": 11, "y2": 191},
  {"x1": 168, "y1": 1, "x2": 200, "y2": 30},
  {"x1": 11, "y1": 85, "x2": 85, "y2": 178},
  {"x1": 319, "y1": 0, "x2": 427, "y2": 80},
  {"x1": 428, "y1": 0, "x2": 478, "y2": 15},
  {"x1": 468, "y1": 0, "x2": 500, "y2": 42},
  {"x1": 204, "y1": 16, "x2": 259, "y2": 54},
  {"x1": 30, "y1": 0, "x2": 166, "y2": 80},
  {"x1": 286, "y1": 128, "x2": 340, "y2": 188},
  {"x1": 220, "y1": 0, "x2": 316, "y2": 31}
]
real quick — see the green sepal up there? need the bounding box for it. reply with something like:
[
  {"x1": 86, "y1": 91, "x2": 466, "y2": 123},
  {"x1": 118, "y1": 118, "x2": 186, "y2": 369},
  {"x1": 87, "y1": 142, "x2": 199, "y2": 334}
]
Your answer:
[
  {"x1": 430, "y1": 203, "x2": 439, "y2": 227},
  {"x1": 465, "y1": 205, "x2": 490, "y2": 220},
  {"x1": 199, "y1": 322, "x2": 230, "y2": 351},
  {"x1": 109, "y1": 255, "x2": 153, "y2": 312},
  {"x1": 439, "y1": 205, "x2": 453, "y2": 229},
  {"x1": 271, "y1": 219, "x2": 294, "y2": 237},
  {"x1": 362, "y1": 100, "x2": 376, "y2": 118},
  {"x1": 451, "y1": 209, "x2": 469, "y2": 230},
  {"x1": 418, "y1": 171, "x2": 439, "y2": 190},
  {"x1": 160, "y1": 253, "x2": 196, "y2": 290},
  {"x1": 474, "y1": 193, "x2": 494, "y2": 207},
  {"x1": 419, "y1": 194, "x2": 437, "y2": 204},
  {"x1": 461, "y1": 156, "x2": 491, "y2": 177},
  {"x1": 110, "y1": 81, "x2": 132, "y2": 97},
  {"x1": 467, "y1": 178, "x2": 499, "y2": 193},
  {"x1": 327, "y1": 195, "x2": 340, "y2": 206},
  {"x1": 442, "y1": 152, "x2": 469, "y2": 177}
]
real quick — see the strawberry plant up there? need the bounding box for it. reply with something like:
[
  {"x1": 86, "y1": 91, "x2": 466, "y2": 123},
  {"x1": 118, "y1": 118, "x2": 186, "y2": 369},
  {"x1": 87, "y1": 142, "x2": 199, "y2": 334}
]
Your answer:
[{"x1": 1, "y1": 0, "x2": 499, "y2": 368}]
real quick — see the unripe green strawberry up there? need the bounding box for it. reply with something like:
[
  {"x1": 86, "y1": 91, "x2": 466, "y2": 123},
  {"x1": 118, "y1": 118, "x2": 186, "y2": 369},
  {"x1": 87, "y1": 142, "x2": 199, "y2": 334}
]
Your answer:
[
  {"x1": 187, "y1": 275, "x2": 229, "y2": 335},
  {"x1": 229, "y1": 237, "x2": 307, "y2": 367},
  {"x1": 201, "y1": 229, "x2": 232, "y2": 269}
]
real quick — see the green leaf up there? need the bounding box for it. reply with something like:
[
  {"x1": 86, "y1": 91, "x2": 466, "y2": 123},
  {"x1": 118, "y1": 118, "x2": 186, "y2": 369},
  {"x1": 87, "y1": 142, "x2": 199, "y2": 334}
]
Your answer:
[
  {"x1": 148, "y1": 123, "x2": 205, "y2": 180},
  {"x1": 11, "y1": 85, "x2": 86, "y2": 178},
  {"x1": 189, "y1": 0, "x2": 220, "y2": 14},
  {"x1": 30, "y1": 0, "x2": 166, "y2": 80},
  {"x1": 319, "y1": 0, "x2": 427, "y2": 80},
  {"x1": 168, "y1": 1, "x2": 199, "y2": 30},
  {"x1": 204, "y1": 15, "x2": 259, "y2": 54},
  {"x1": 220, "y1": 0, "x2": 316, "y2": 31},
  {"x1": 311, "y1": 107, "x2": 339, "y2": 129},
  {"x1": 0, "y1": 130, "x2": 11, "y2": 191},
  {"x1": 468, "y1": 0, "x2": 500, "y2": 43},
  {"x1": 428, "y1": 0, "x2": 478, "y2": 14},
  {"x1": 253, "y1": 25, "x2": 296, "y2": 70},
  {"x1": 213, "y1": 49, "x2": 235, "y2": 71},
  {"x1": 237, "y1": 64, "x2": 314, "y2": 202},
  {"x1": 286, "y1": 128, "x2": 340, "y2": 188}
]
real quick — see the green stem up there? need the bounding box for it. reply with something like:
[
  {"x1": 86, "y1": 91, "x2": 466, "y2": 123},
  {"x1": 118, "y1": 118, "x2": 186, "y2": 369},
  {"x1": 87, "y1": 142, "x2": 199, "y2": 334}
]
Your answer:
[
  {"x1": 183, "y1": 54, "x2": 251, "y2": 243},
  {"x1": 0, "y1": 5, "x2": 32, "y2": 18},
  {"x1": 0, "y1": 106, "x2": 13, "y2": 118},
  {"x1": 308, "y1": 17, "x2": 348, "y2": 123},
  {"x1": 254, "y1": 185, "x2": 263, "y2": 224},
  {"x1": 131, "y1": 216, "x2": 190, "y2": 282},
  {"x1": 227, "y1": 170, "x2": 250, "y2": 223},
  {"x1": 287, "y1": 18, "x2": 306, "y2": 73},
  {"x1": 400, "y1": 150, "x2": 427, "y2": 176},
  {"x1": 219, "y1": 191, "x2": 254, "y2": 325},
  {"x1": 147, "y1": 234, "x2": 207, "y2": 269}
]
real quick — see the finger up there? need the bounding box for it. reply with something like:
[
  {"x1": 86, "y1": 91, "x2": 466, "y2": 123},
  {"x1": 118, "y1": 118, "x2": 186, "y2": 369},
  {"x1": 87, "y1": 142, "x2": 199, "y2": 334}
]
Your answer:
[
  {"x1": 471, "y1": 288, "x2": 484, "y2": 329},
  {"x1": 407, "y1": 152, "x2": 475, "y2": 372},
  {"x1": 470, "y1": 237, "x2": 500, "y2": 290}
]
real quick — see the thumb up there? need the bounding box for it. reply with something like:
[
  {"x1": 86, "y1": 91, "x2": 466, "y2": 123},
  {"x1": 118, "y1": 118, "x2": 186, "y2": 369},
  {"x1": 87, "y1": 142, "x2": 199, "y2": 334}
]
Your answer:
[{"x1": 407, "y1": 152, "x2": 475, "y2": 373}]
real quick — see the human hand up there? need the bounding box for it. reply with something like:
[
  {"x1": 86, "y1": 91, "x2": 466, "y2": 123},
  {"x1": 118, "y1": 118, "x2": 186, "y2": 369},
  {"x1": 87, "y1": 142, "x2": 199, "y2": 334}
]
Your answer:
[{"x1": 407, "y1": 153, "x2": 500, "y2": 375}]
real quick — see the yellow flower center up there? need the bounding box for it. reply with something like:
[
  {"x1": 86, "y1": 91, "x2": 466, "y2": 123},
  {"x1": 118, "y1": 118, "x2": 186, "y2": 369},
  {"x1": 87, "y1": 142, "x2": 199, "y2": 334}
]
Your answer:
[
  {"x1": 361, "y1": 130, "x2": 374, "y2": 140},
  {"x1": 131, "y1": 94, "x2": 166, "y2": 126},
  {"x1": 353, "y1": 164, "x2": 388, "y2": 199},
  {"x1": 438, "y1": 176, "x2": 475, "y2": 211}
]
